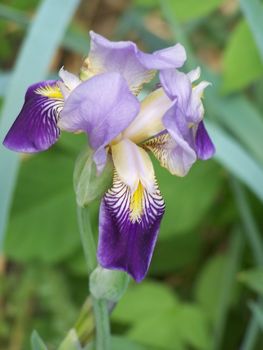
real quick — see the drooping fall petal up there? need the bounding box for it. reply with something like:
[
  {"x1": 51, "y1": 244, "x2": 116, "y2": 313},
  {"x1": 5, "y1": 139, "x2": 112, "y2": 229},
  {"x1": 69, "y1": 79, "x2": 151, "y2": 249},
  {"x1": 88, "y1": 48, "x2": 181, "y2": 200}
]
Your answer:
[{"x1": 3, "y1": 80, "x2": 63, "y2": 153}]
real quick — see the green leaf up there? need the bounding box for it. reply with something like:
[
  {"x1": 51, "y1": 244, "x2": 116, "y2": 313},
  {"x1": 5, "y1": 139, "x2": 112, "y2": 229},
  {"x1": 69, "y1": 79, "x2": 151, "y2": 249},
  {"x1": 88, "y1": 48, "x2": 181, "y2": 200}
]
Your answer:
[
  {"x1": 155, "y1": 159, "x2": 222, "y2": 238},
  {"x1": 238, "y1": 268, "x2": 263, "y2": 296},
  {"x1": 249, "y1": 301, "x2": 263, "y2": 331},
  {"x1": 206, "y1": 121, "x2": 263, "y2": 203},
  {"x1": 195, "y1": 254, "x2": 228, "y2": 323},
  {"x1": 206, "y1": 93, "x2": 263, "y2": 165},
  {"x1": 166, "y1": 0, "x2": 223, "y2": 21},
  {"x1": 58, "y1": 329, "x2": 82, "y2": 350},
  {"x1": 222, "y1": 20, "x2": 263, "y2": 93},
  {"x1": 112, "y1": 280, "x2": 178, "y2": 324},
  {"x1": 0, "y1": 4, "x2": 88, "y2": 55},
  {"x1": 150, "y1": 232, "x2": 202, "y2": 275},
  {"x1": 128, "y1": 304, "x2": 211, "y2": 350},
  {"x1": 0, "y1": 0, "x2": 80, "y2": 252},
  {"x1": 31, "y1": 330, "x2": 48, "y2": 350},
  {"x1": 240, "y1": 0, "x2": 263, "y2": 62},
  {"x1": 4, "y1": 148, "x2": 80, "y2": 263},
  {"x1": 85, "y1": 336, "x2": 149, "y2": 350}
]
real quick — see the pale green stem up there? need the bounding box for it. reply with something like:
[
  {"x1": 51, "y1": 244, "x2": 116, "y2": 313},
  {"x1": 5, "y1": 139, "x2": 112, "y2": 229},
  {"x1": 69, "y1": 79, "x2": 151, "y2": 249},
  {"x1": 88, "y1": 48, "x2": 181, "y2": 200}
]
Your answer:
[{"x1": 77, "y1": 206, "x2": 111, "y2": 350}]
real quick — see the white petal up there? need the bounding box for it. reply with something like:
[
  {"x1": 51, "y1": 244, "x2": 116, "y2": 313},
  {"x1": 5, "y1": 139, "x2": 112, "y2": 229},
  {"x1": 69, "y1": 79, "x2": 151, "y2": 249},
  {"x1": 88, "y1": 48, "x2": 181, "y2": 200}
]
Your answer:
[
  {"x1": 123, "y1": 88, "x2": 172, "y2": 143},
  {"x1": 187, "y1": 66, "x2": 201, "y2": 83},
  {"x1": 58, "y1": 67, "x2": 81, "y2": 99},
  {"x1": 111, "y1": 139, "x2": 155, "y2": 193}
]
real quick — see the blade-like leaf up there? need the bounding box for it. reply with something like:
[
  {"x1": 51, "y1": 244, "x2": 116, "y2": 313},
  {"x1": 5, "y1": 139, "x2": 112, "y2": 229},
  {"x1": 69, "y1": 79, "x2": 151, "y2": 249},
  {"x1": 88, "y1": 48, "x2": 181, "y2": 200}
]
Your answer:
[
  {"x1": 31, "y1": 330, "x2": 48, "y2": 350},
  {"x1": 222, "y1": 20, "x2": 263, "y2": 93},
  {"x1": 0, "y1": 0, "x2": 80, "y2": 252},
  {"x1": 240, "y1": 0, "x2": 263, "y2": 62},
  {"x1": 206, "y1": 93, "x2": 263, "y2": 165},
  {"x1": 206, "y1": 122, "x2": 263, "y2": 203}
]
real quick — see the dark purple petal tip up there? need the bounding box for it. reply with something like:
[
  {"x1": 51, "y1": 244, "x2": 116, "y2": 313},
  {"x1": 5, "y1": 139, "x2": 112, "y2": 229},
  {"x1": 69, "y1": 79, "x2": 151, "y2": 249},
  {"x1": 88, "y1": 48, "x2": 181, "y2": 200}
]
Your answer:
[
  {"x1": 195, "y1": 121, "x2": 215, "y2": 160},
  {"x1": 3, "y1": 80, "x2": 63, "y2": 153},
  {"x1": 97, "y1": 176, "x2": 165, "y2": 282}
]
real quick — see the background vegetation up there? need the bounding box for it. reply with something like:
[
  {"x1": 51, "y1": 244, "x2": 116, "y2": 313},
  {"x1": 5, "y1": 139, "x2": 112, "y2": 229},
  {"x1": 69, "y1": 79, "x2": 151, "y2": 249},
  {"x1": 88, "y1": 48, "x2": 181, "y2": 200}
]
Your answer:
[{"x1": 0, "y1": 0, "x2": 263, "y2": 349}]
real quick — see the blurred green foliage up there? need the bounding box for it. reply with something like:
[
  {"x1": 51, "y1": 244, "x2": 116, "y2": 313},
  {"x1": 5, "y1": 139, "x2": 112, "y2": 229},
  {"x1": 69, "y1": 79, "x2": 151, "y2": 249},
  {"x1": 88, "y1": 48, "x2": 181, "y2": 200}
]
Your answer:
[{"x1": 1, "y1": 0, "x2": 263, "y2": 349}]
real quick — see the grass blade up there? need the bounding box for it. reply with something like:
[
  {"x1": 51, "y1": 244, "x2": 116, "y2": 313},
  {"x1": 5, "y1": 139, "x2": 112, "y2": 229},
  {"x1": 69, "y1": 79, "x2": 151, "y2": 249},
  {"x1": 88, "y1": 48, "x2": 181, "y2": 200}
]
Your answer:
[
  {"x1": 206, "y1": 122, "x2": 263, "y2": 203},
  {"x1": 0, "y1": 3, "x2": 88, "y2": 55},
  {"x1": 0, "y1": 0, "x2": 80, "y2": 252},
  {"x1": 213, "y1": 228, "x2": 244, "y2": 350},
  {"x1": 240, "y1": 0, "x2": 263, "y2": 62}
]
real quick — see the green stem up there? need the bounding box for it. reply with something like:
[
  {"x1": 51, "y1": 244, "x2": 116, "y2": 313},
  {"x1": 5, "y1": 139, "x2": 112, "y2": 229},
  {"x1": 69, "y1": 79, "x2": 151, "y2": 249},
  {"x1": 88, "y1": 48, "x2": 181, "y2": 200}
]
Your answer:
[
  {"x1": 77, "y1": 206, "x2": 97, "y2": 273},
  {"x1": 77, "y1": 206, "x2": 111, "y2": 350}
]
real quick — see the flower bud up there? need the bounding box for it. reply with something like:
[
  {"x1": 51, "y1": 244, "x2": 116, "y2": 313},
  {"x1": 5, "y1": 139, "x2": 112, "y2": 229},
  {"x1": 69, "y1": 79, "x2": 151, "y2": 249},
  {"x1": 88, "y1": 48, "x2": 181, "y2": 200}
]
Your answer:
[
  {"x1": 90, "y1": 266, "x2": 129, "y2": 302},
  {"x1": 74, "y1": 147, "x2": 113, "y2": 207}
]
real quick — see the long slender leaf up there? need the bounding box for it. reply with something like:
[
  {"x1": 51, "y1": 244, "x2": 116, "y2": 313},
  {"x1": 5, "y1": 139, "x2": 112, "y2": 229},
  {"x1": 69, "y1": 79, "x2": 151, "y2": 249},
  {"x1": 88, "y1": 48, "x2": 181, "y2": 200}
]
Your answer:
[
  {"x1": 0, "y1": 0, "x2": 80, "y2": 252},
  {"x1": 206, "y1": 122, "x2": 263, "y2": 203},
  {"x1": 206, "y1": 92, "x2": 263, "y2": 165},
  {"x1": 231, "y1": 179, "x2": 263, "y2": 349},
  {"x1": 231, "y1": 180, "x2": 263, "y2": 266},
  {"x1": 0, "y1": 3, "x2": 88, "y2": 55},
  {"x1": 31, "y1": 330, "x2": 48, "y2": 350},
  {"x1": 0, "y1": 72, "x2": 10, "y2": 98},
  {"x1": 249, "y1": 302, "x2": 263, "y2": 331},
  {"x1": 213, "y1": 228, "x2": 244, "y2": 350},
  {"x1": 240, "y1": 0, "x2": 263, "y2": 62}
]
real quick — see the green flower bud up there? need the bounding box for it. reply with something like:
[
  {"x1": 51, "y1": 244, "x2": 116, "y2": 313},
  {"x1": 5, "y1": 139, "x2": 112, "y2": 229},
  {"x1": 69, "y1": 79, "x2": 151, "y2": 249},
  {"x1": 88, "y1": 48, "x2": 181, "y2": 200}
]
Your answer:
[
  {"x1": 74, "y1": 147, "x2": 113, "y2": 208},
  {"x1": 90, "y1": 266, "x2": 129, "y2": 302}
]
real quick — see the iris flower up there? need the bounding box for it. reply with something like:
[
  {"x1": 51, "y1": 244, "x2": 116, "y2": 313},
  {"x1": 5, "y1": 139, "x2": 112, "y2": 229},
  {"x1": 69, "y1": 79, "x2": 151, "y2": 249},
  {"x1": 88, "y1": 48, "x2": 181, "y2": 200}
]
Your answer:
[{"x1": 3, "y1": 32, "x2": 215, "y2": 282}]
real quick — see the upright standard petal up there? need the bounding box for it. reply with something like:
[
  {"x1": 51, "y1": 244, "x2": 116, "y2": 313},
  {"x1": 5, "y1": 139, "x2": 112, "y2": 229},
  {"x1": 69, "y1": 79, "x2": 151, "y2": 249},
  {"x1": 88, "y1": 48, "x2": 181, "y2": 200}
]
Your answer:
[
  {"x1": 98, "y1": 173, "x2": 165, "y2": 282},
  {"x1": 145, "y1": 104, "x2": 197, "y2": 176},
  {"x1": 81, "y1": 31, "x2": 186, "y2": 94},
  {"x1": 160, "y1": 68, "x2": 211, "y2": 124},
  {"x1": 59, "y1": 72, "x2": 140, "y2": 171},
  {"x1": 3, "y1": 80, "x2": 63, "y2": 152}
]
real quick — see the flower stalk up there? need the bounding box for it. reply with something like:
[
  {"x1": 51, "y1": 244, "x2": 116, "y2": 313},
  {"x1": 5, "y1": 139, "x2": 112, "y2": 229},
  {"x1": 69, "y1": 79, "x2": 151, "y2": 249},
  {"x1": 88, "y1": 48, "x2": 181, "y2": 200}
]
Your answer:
[{"x1": 77, "y1": 206, "x2": 111, "y2": 350}]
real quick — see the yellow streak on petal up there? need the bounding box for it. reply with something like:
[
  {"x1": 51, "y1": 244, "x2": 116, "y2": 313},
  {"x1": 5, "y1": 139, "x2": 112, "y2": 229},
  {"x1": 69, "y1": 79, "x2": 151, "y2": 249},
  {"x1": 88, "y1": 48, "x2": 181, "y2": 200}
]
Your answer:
[
  {"x1": 129, "y1": 181, "x2": 144, "y2": 223},
  {"x1": 35, "y1": 84, "x2": 63, "y2": 99}
]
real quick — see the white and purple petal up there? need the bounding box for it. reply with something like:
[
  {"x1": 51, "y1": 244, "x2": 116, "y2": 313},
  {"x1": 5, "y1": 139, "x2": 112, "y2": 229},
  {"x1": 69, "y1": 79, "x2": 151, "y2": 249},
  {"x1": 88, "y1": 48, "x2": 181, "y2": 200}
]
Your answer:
[
  {"x1": 3, "y1": 80, "x2": 63, "y2": 153},
  {"x1": 59, "y1": 72, "x2": 140, "y2": 172},
  {"x1": 98, "y1": 173, "x2": 165, "y2": 282},
  {"x1": 145, "y1": 102, "x2": 197, "y2": 176}
]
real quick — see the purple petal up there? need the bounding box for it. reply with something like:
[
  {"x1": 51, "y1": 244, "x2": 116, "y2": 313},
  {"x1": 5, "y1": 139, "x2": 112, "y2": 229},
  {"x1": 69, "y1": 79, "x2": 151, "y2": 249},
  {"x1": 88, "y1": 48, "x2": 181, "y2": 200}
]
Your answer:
[
  {"x1": 160, "y1": 103, "x2": 197, "y2": 176},
  {"x1": 97, "y1": 174, "x2": 165, "y2": 282},
  {"x1": 160, "y1": 69, "x2": 192, "y2": 103},
  {"x1": 136, "y1": 44, "x2": 186, "y2": 69},
  {"x1": 160, "y1": 69, "x2": 210, "y2": 124},
  {"x1": 59, "y1": 72, "x2": 140, "y2": 171},
  {"x1": 3, "y1": 80, "x2": 63, "y2": 153},
  {"x1": 195, "y1": 121, "x2": 215, "y2": 160},
  {"x1": 86, "y1": 31, "x2": 186, "y2": 93}
]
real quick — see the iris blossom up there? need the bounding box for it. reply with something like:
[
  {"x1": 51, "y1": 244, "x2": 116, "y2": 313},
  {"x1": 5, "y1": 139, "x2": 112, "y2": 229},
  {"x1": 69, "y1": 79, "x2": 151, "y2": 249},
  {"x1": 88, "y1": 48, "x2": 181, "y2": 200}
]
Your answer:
[{"x1": 3, "y1": 32, "x2": 215, "y2": 282}]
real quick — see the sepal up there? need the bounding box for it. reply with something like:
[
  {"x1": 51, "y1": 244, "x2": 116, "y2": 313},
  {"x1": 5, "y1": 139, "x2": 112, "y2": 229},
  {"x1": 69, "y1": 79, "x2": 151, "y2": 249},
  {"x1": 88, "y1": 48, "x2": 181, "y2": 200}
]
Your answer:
[{"x1": 73, "y1": 147, "x2": 113, "y2": 207}]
